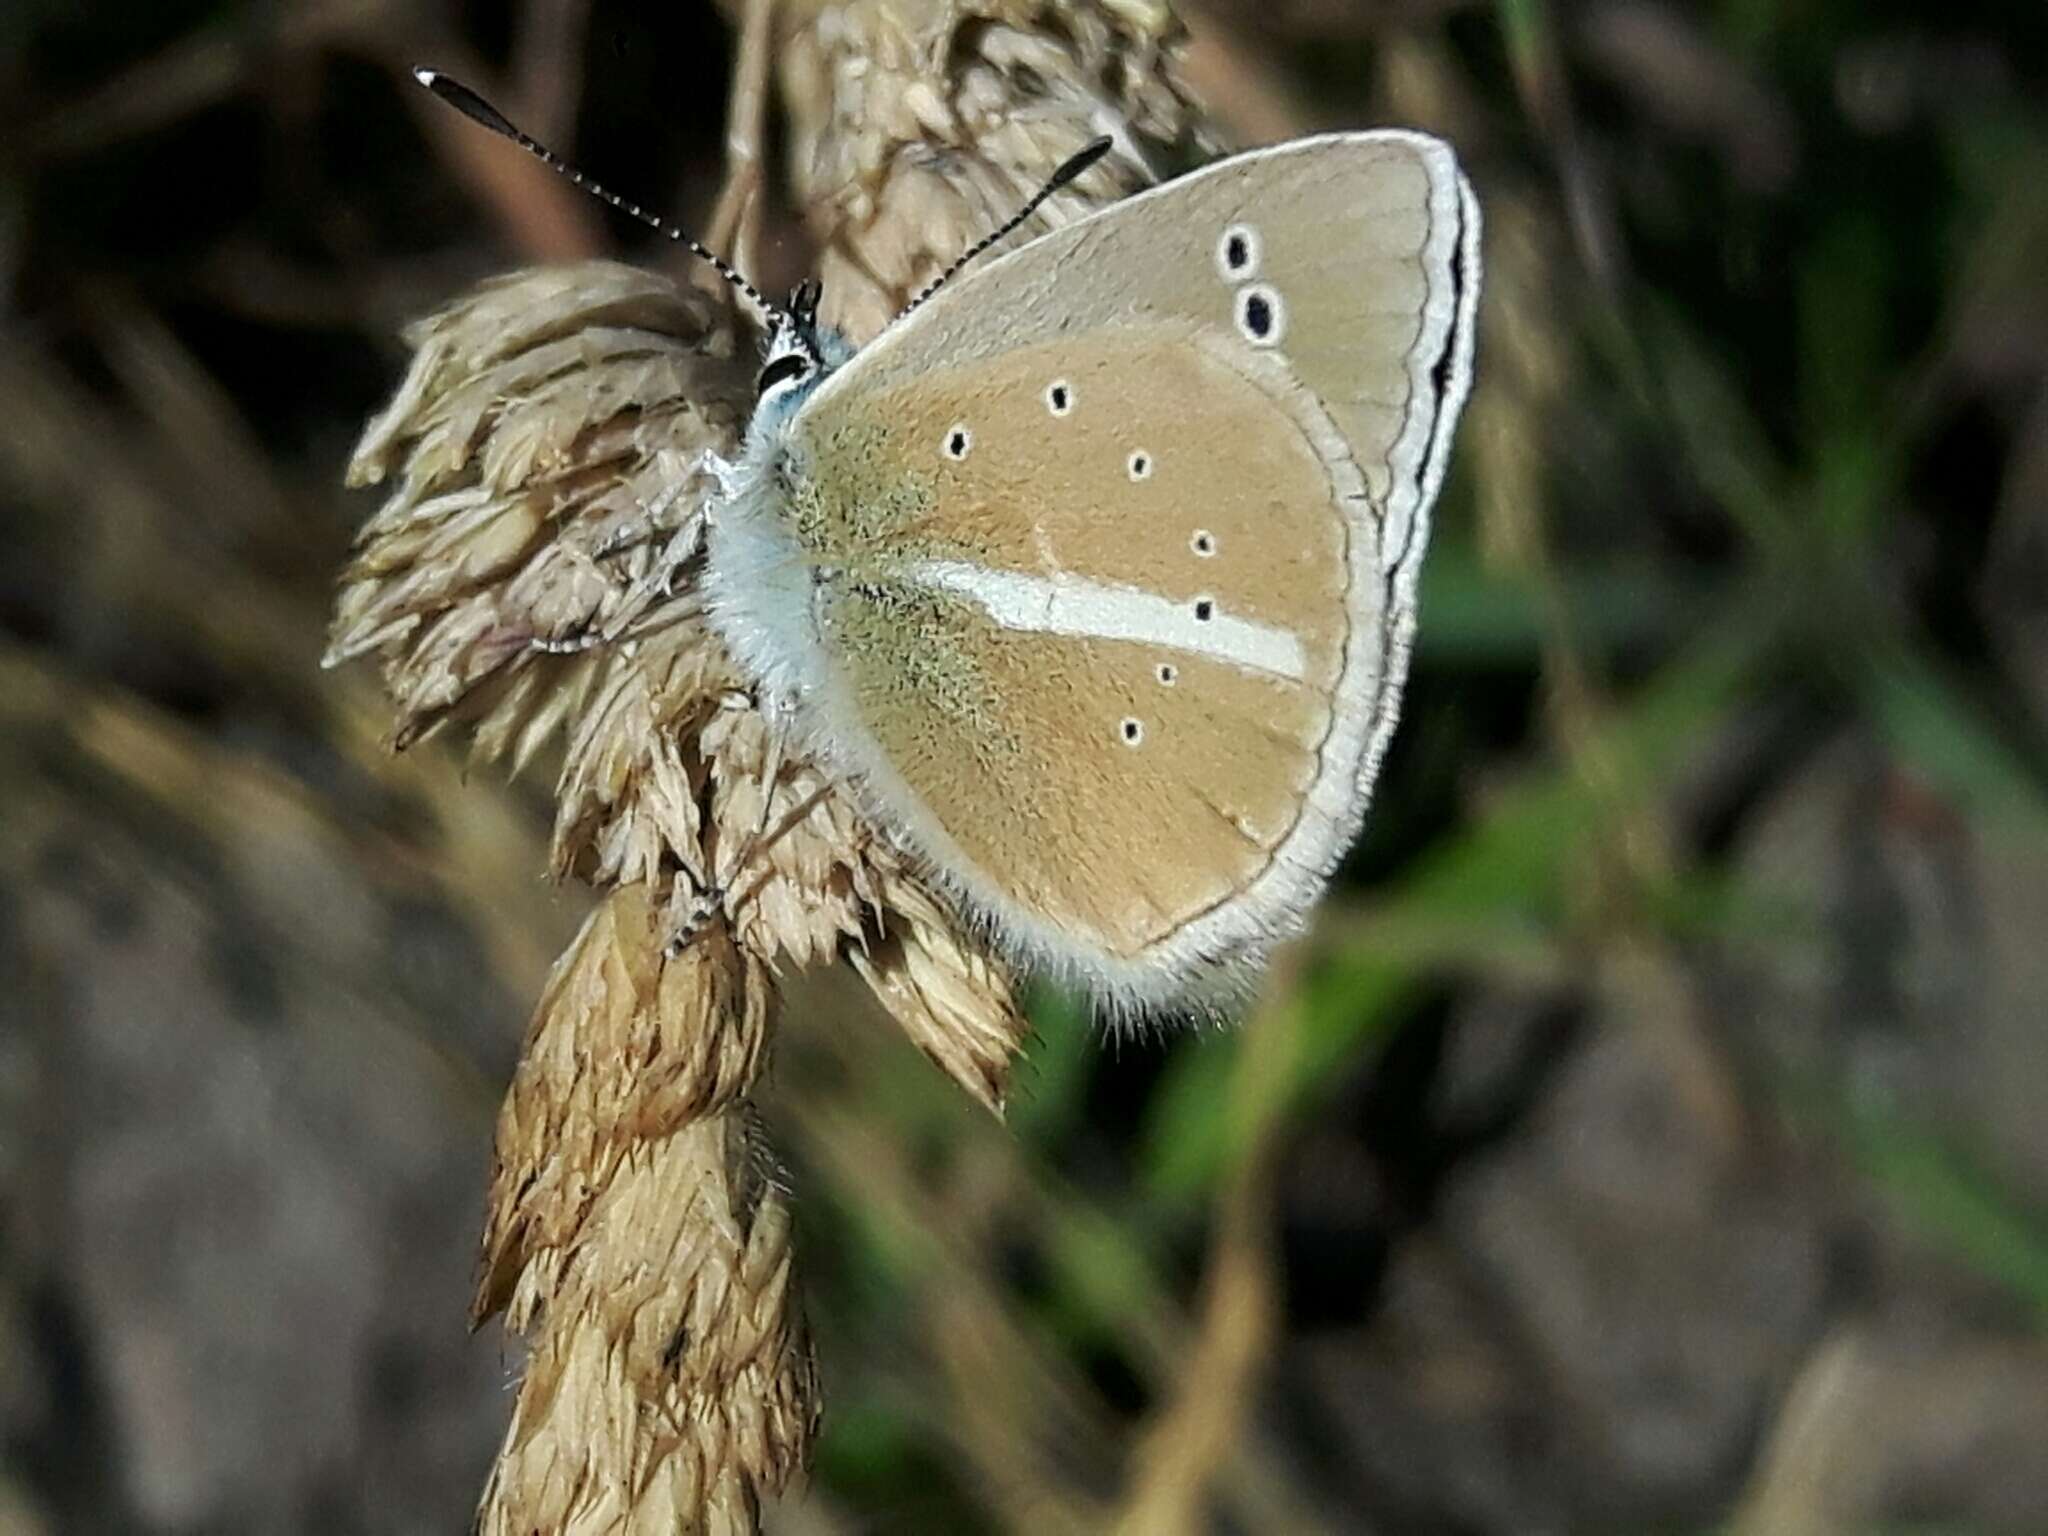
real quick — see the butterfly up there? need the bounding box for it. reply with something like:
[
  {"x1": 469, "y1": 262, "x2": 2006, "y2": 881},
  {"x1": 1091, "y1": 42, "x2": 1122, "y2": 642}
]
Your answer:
[{"x1": 417, "y1": 70, "x2": 1479, "y2": 1011}]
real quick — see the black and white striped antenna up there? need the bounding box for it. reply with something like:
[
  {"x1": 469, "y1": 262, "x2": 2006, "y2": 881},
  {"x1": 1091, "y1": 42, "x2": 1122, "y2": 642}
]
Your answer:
[
  {"x1": 897, "y1": 135, "x2": 1114, "y2": 319},
  {"x1": 412, "y1": 67, "x2": 780, "y2": 327},
  {"x1": 417, "y1": 67, "x2": 1116, "y2": 333}
]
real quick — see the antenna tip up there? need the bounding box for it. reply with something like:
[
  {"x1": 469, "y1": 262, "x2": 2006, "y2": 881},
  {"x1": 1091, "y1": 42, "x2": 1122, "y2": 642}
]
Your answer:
[
  {"x1": 1049, "y1": 135, "x2": 1115, "y2": 191},
  {"x1": 411, "y1": 67, "x2": 522, "y2": 141}
]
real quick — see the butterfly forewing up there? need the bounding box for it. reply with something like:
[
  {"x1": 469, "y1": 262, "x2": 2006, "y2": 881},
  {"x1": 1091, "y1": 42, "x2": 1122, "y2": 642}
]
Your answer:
[
  {"x1": 778, "y1": 131, "x2": 1478, "y2": 999},
  {"x1": 804, "y1": 132, "x2": 1471, "y2": 571}
]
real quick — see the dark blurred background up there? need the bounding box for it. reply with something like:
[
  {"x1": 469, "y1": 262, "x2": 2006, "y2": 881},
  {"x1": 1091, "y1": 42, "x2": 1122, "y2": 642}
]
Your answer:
[{"x1": 4, "y1": 2, "x2": 2048, "y2": 1533}]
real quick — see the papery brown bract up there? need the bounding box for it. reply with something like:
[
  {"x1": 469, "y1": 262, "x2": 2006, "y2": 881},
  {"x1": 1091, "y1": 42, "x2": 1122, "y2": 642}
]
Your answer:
[{"x1": 330, "y1": 3, "x2": 1216, "y2": 1530}]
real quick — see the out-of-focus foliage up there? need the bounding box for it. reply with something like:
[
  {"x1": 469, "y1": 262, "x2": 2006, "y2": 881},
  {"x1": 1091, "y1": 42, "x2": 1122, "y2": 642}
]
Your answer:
[{"x1": 2, "y1": 2, "x2": 2046, "y2": 1533}]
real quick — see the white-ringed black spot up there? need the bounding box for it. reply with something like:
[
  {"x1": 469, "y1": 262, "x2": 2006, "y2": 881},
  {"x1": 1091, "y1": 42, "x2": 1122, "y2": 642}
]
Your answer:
[
  {"x1": 1046, "y1": 380, "x2": 1072, "y2": 416},
  {"x1": 1234, "y1": 283, "x2": 1284, "y2": 347},
  {"x1": 1127, "y1": 450, "x2": 1153, "y2": 481},
  {"x1": 943, "y1": 423, "x2": 972, "y2": 460},
  {"x1": 1191, "y1": 530, "x2": 1216, "y2": 557},
  {"x1": 1120, "y1": 717, "x2": 1144, "y2": 746},
  {"x1": 1156, "y1": 663, "x2": 1178, "y2": 686},
  {"x1": 1193, "y1": 597, "x2": 1215, "y2": 622},
  {"x1": 1216, "y1": 222, "x2": 1261, "y2": 281}
]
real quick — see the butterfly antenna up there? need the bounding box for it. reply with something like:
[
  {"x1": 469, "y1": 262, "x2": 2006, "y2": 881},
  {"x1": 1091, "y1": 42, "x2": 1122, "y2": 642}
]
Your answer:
[
  {"x1": 413, "y1": 67, "x2": 780, "y2": 326},
  {"x1": 899, "y1": 136, "x2": 1114, "y2": 319}
]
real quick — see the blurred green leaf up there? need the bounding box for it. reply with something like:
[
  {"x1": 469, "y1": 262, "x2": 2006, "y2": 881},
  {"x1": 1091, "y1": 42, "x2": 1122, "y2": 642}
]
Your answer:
[
  {"x1": 1864, "y1": 648, "x2": 2048, "y2": 826},
  {"x1": 1416, "y1": 541, "x2": 1705, "y2": 664},
  {"x1": 1631, "y1": 298, "x2": 1795, "y2": 552},
  {"x1": 1797, "y1": 209, "x2": 1889, "y2": 456},
  {"x1": 1010, "y1": 982, "x2": 1094, "y2": 1146},
  {"x1": 1826, "y1": 1088, "x2": 2048, "y2": 1322}
]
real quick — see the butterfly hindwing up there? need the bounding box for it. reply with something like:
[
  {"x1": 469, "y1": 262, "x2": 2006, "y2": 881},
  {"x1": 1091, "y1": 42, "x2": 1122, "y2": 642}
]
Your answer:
[{"x1": 793, "y1": 327, "x2": 1347, "y2": 964}]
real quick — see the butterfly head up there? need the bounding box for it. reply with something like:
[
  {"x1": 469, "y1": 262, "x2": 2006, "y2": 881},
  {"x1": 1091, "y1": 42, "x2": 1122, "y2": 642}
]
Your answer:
[{"x1": 752, "y1": 279, "x2": 853, "y2": 433}]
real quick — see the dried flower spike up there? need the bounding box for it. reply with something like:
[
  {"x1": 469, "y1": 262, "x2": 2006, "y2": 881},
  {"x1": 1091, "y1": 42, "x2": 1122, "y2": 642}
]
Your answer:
[{"x1": 331, "y1": 5, "x2": 1212, "y2": 1530}]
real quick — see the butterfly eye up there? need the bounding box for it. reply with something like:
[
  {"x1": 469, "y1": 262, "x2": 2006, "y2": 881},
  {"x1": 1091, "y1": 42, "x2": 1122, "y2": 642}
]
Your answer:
[{"x1": 757, "y1": 353, "x2": 813, "y2": 396}]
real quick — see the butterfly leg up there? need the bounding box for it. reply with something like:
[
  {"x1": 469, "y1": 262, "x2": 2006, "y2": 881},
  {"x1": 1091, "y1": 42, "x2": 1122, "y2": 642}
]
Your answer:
[
  {"x1": 594, "y1": 448, "x2": 736, "y2": 561},
  {"x1": 664, "y1": 877, "x2": 726, "y2": 958},
  {"x1": 646, "y1": 449, "x2": 742, "y2": 598},
  {"x1": 662, "y1": 709, "x2": 774, "y2": 959},
  {"x1": 532, "y1": 447, "x2": 749, "y2": 661},
  {"x1": 529, "y1": 630, "x2": 604, "y2": 655},
  {"x1": 697, "y1": 447, "x2": 743, "y2": 502},
  {"x1": 695, "y1": 722, "x2": 785, "y2": 930},
  {"x1": 661, "y1": 738, "x2": 840, "y2": 958},
  {"x1": 592, "y1": 481, "x2": 686, "y2": 561}
]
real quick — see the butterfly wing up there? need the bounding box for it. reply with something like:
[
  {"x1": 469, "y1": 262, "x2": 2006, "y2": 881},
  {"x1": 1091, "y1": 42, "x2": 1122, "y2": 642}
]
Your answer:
[{"x1": 768, "y1": 132, "x2": 1477, "y2": 1003}]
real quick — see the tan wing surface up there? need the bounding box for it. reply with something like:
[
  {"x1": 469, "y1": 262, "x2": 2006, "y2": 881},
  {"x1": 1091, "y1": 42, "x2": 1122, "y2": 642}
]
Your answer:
[
  {"x1": 783, "y1": 131, "x2": 1476, "y2": 992},
  {"x1": 789, "y1": 330, "x2": 1349, "y2": 960}
]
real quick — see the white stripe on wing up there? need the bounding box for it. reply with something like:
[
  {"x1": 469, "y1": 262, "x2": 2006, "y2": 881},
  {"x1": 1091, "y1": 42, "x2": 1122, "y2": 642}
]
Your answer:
[{"x1": 902, "y1": 560, "x2": 1307, "y2": 682}]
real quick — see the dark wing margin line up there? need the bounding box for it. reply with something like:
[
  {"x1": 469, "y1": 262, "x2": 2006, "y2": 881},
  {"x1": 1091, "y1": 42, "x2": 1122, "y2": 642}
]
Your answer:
[{"x1": 1387, "y1": 168, "x2": 1479, "y2": 579}]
